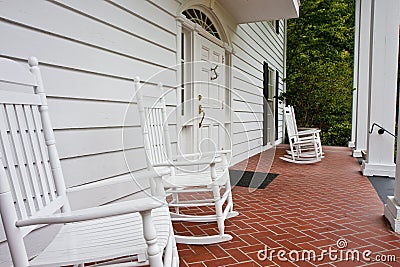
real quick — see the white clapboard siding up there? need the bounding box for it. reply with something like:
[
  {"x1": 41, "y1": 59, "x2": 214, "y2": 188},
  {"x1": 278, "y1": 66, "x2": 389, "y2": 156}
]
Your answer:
[
  {"x1": 111, "y1": 0, "x2": 177, "y2": 33},
  {"x1": 0, "y1": 22, "x2": 176, "y2": 85},
  {"x1": 232, "y1": 144, "x2": 263, "y2": 165},
  {"x1": 55, "y1": 0, "x2": 177, "y2": 50},
  {"x1": 0, "y1": 0, "x2": 289, "y2": 248},
  {"x1": 232, "y1": 99, "x2": 263, "y2": 113},
  {"x1": 67, "y1": 173, "x2": 151, "y2": 210},
  {"x1": 233, "y1": 54, "x2": 263, "y2": 82},
  {"x1": 147, "y1": 0, "x2": 181, "y2": 16},
  {"x1": 233, "y1": 85, "x2": 264, "y2": 105},
  {"x1": 233, "y1": 121, "x2": 264, "y2": 134},
  {"x1": 233, "y1": 111, "x2": 263, "y2": 123},
  {"x1": 233, "y1": 138, "x2": 262, "y2": 157},
  {"x1": 41, "y1": 66, "x2": 137, "y2": 102},
  {"x1": 0, "y1": 1, "x2": 180, "y2": 225},
  {"x1": 61, "y1": 148, "x2": 148, "y2": 188},
  {"x1": 47, "y1": 98, "x2": 140, "y2": 129},
  {"x1": 0, "y1": 0, "x2": 176, "y2": 69},
  {"x1": 244, "y1": 23, "x2": 284, "y2": 66},
  {"x1": 252, "y1": 23, "x2": 284, "y2": 60},
  {"x1": 233, "y1": 130, "x2": 262, "y2": 143},
  {"x1": 55, "y1": 127, "x2": 143, "y2": 159},
  {"x1": 229, "y1": 17, "x2": 285, "y2": 159}
]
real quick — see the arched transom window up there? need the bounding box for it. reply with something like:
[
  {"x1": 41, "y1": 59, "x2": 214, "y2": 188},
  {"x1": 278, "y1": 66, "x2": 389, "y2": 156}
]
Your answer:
[{"x1": 182, "y1": 8, "x2": 221, "y2": 40}]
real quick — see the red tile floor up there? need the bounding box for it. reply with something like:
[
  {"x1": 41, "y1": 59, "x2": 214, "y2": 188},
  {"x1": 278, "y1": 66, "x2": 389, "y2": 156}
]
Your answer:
[{"x1": 174, "y1": 145, "x2": 400, "y2": 266}]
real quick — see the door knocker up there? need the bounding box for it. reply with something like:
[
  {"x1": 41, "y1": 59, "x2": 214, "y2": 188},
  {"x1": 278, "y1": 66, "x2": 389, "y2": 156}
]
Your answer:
[{"x1": 210, "y1": 65, "x2": 219, "y2": 80}]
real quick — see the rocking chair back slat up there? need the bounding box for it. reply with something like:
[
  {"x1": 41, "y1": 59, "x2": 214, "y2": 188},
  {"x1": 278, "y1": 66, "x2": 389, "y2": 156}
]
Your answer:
[
  {"x1": 284, "y1": 107, "x2": 296, "y2": 142},
  {"x1": 135, "y1": 78, "x2": 173, "y2": 167},
  {"x1": 0, "y1": 57, "x2": 69, "y2": 233},
  {"x1": 0, "y1": 58, "x2": 37, "y2": 87}
]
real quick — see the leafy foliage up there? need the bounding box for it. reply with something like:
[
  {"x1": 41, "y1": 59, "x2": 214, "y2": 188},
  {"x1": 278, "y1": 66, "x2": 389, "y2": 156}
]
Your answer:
[{"x1": 283, "y1": 0, "x2": 355, "y2": 146}]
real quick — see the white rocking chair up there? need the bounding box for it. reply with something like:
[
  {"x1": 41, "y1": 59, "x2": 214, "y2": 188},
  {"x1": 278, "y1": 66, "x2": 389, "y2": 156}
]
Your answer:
[
  {"x1": 289, "y1": 105, "x2": 323, "y2": 158},
  {"x1": 280, "y1": 106, "x2": 321, "y2": 164},
  {"x1": 134, "y1": 78, "x2": 238, "y2": 245},
  {"x1": 0, "y1": 57, "x2": 178, "y2": 267}
]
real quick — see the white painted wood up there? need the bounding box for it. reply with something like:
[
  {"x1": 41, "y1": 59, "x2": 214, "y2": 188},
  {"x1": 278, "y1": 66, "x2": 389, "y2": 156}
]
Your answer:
[
  {"x1": 232, "y1": 138, "x2": 262, "y2": 157},
  {"x1": 0, "y1": 0, "x2": 176, "y2": 69},
  {"x1": 111, "y1": 0, "x2": 177, "y2": 34},
  {"x1": 61, "y1": 148, "x2": 148, "y2": 188},
  {"x1": 349, "y1": 0, "x2": 361, "y2": 148},
  {"x1": 147, "y1": 0, "x2": 181, "y2": 16},
  {"x1": 67, "y1": 172, "x2": 151, "y2": 210},
  {"x1": 0, "y1": 58, "x2": 178, "y2": 267},
  {"x1": 280, "y1": 106, "x2": 321, "y2": 164},
  {"x1": 233, "y1": 111, "x2": 263, "y2": 123},
  {"x1": 135, "y1": 78, "x2": 238, "y2": 245},
  {"x1": 0, "y1": 0, "x2": 287, "y2": 243},
  {"x1": 0, "y1": 58, "x2": 36, "y2": 86},
  {"x1": 232, "y1": 99, "x2": 263, "y2": 113},
  {"x1": 56, "y1": 0, "x2": 176, "y2": 50},
  {"x1": 353, "y1": 0, "x2": 372, "y2": 157},
  {"x1": 362, "y1": 0, "x2": 398, "y2": 177},
  {"x1": 0, "y1": 23, "x2": 176, "y2": 85},
  {"x1": 47, "y1": 99, "x2": 140, "y2": 129},
  {"x1": 233, "y1": 121, "x2": 264, "y2": 134},
  {"x1": 233, "y1": 130, "x2": 262, "y2": 144},
  {"x1": 194, "y1": 34, "x2": 227, "y2": 151},
  {"x1": 55, "y1": 127, "x2": 143, "y2": 159}
]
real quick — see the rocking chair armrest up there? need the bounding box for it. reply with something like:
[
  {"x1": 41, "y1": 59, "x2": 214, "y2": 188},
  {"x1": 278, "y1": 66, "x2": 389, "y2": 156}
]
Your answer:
[
  {"x1": 297, "y1": 129, "x2": 321, "y2": 135},
  {"x1": 298, "y1": 127, "x2": 319, "y2": 131},
  {"x1": 172, "y1": 150, "x2": 232, "y2": 160},
  {"x1": 153, "y1": 157, "x2": 222, "y2": 168},
  {"x1": 16, "y1": 196, "x2": 165, "y2": 227},
  {"x1": 295, "y1": 130, "x2": 320, "y2": 137}
]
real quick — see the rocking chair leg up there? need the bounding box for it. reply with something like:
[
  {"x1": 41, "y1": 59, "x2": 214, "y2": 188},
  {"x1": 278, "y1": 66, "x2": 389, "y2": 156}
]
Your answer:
[
  {"x1": 140, "y1": 210, "x2": 163, "y2": 267},
  {"x1": 172, "y1": 191, "x2": 179, "y2": 214}
]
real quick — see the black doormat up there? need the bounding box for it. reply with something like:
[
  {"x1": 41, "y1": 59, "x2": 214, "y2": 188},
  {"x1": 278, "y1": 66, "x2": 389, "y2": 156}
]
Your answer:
[
  {"x1": 229, "y1": 169, "x2": 279, "y2": 189},
  {"x1": 367, "y1": 176, "x2": 395, "y2": 204}
]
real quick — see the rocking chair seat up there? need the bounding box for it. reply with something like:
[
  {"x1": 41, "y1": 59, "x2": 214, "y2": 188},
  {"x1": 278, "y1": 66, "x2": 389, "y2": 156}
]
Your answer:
[
  {"x1": 30, "y1": 205, "x2": 171, "y2": 266},
  {"x1": 163, "y1": 169, "x2": 229, "y2": 188}
]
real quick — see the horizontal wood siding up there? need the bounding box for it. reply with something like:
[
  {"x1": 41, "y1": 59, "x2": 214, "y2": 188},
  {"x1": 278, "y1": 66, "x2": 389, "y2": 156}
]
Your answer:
[
  {"x1": 229, "y1": 20, "x2": 285, "y2": 164},
  {"x1": 0, "y1": 0, "x2": 287, "y2": 249},
  {"x1": 0, "y1": 0, "x2": 178, "y2": 213}
]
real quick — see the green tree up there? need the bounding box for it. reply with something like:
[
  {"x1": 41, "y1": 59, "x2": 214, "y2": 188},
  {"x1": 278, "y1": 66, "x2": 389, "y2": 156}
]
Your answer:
[{"x1": 284, "y1": 0, "x2": 355, "y2": 146}]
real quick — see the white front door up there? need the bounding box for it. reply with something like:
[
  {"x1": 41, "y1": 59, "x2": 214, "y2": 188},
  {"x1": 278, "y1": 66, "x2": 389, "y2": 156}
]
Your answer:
[{"x1": 194, "y1": 35, "x2": 226, "y2": 152}]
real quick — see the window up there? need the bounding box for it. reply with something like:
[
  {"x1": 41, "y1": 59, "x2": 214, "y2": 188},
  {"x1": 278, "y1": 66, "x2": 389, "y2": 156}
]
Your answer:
[
  {"x1": 267, "y1": 68, "x2": 275, "y2": 101},
  {"x1": 267, "y1": 20, "x2": 280, "y2": 34},
  {"x1": 275, "y1": 20, "x2": 280, "y2": 34},
  {"x1": 182, "y1": 9, "x2": 220, "y2": 40}
]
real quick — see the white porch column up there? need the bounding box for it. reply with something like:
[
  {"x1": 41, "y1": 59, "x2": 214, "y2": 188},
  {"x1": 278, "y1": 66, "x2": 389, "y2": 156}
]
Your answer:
[
  {"x1": 353, "y1": 0, "x2": 372, "y2": 157},
  {"x1": 383, "y1": 0, "x2": 400, "y2": 232},
  {"x1": 348, "y1": 0, "x2": 361, "y2": 148},
  {"x1": 361, "y1": 0, "x2": 399, "y2": 177},
  {"x1": 385, "y1": 121, "x2": 400, "y2": 232}
]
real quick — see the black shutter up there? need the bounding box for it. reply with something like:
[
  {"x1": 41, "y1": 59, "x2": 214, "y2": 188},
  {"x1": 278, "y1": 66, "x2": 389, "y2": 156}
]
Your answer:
[
  {"x1": 275, "y1": 20, "x2": 280, "y2": 34},
  {"x1": 263, "y1": 62, "x2": 269, "y2": 146},
  {"x1": 275, "y1": 71, "x2": 279, "y2": 141}
]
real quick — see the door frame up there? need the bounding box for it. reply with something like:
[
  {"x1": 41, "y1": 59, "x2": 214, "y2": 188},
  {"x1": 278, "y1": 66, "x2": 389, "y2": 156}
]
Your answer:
[{"x1": 176, "y1": 11, "x2": 233, "y2": 154}]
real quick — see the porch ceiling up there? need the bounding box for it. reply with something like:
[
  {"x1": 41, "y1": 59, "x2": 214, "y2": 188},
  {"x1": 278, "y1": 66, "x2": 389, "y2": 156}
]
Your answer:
[{"x1": 218, "y1": 0, "x2": 300, "y2": 23}]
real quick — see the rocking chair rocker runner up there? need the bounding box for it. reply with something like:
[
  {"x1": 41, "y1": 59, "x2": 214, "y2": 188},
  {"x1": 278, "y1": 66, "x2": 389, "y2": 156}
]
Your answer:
[
  {"x1": 0, "y1": 57, "x2": 178, "y2": 267},
  {"x1": 280, "y1": 106, "x2": 322, "y2": 164},
  {"x1": 134, "y1": 78, "x2": 238, "y2": 245}
]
